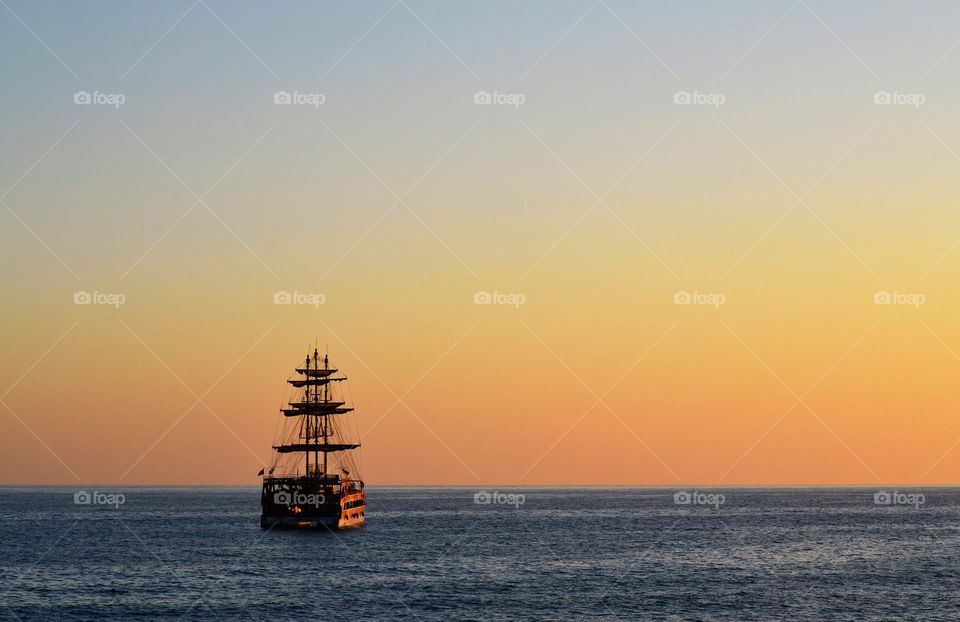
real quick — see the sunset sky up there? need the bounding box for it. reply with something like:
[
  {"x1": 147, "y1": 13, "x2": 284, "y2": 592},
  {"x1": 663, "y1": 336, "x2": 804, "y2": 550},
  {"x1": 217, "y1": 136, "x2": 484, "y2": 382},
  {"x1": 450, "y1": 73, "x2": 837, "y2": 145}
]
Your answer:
[{"x1": 3, "y1": 0, "x2": 960, "y2": 486}]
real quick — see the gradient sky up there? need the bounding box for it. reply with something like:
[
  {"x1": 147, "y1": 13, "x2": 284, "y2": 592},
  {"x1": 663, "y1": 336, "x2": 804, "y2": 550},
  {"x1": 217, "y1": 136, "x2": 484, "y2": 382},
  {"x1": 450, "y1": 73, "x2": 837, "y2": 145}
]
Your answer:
[{"x1": 3, "y1": 0, "x2": 960, "y2": 486}]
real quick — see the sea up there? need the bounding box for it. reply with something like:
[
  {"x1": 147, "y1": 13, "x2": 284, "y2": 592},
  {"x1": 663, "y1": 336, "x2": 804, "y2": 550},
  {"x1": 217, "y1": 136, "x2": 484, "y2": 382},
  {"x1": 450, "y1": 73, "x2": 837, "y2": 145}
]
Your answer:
[{"x1": 1, "y1": 487, "x2": 958, "y2": 621}]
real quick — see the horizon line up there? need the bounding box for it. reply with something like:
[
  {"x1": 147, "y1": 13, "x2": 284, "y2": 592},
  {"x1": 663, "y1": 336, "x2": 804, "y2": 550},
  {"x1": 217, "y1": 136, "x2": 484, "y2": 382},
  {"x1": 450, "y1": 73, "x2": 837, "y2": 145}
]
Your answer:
[{"x1": 2, "y1": 483, "x2": 958, "y2": 490}]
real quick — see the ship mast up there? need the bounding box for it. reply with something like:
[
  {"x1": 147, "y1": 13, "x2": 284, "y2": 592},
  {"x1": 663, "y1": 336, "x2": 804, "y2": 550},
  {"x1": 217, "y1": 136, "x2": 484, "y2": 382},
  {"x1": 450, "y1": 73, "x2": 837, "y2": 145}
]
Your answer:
[
  {"x1": 308, "y1": 347, "x2": 326, "y2": 476},
  {"x1": 304, "y1": 353, "x2": 311, "y2": 477},
  {"x1": 322, "y1": 350, "x2": 329, "y2": 475},
  {"x1": 275, "y1": 347, "x2": 360, "y2": 480}
]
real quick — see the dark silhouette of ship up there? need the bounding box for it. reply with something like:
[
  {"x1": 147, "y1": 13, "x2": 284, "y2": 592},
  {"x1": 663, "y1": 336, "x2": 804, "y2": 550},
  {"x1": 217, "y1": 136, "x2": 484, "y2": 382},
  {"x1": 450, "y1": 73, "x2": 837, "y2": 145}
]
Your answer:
[{"x1": 260, "y1": 347, "x2": 365, "y2": 529}]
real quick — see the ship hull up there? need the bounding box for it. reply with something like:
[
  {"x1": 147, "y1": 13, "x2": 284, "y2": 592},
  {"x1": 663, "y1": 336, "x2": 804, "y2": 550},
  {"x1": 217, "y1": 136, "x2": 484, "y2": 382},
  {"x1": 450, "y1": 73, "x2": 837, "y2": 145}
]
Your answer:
[
  {"x1": 260, "y1": 515, "x2": 340, "y2": 529},
  {"x1": 259, "y1": 511, "x2": 365, "y2": 530},
  {"x1": 260, "y1": 476, "x2": 365, "y2": 530}
]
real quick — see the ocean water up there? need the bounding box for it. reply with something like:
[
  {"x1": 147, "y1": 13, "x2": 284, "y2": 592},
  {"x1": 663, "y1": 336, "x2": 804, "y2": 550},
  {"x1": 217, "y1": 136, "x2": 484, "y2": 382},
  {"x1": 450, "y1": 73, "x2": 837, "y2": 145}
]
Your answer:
[{"x1": 1, "y1": 487, "x2": 958, "y2": 621}]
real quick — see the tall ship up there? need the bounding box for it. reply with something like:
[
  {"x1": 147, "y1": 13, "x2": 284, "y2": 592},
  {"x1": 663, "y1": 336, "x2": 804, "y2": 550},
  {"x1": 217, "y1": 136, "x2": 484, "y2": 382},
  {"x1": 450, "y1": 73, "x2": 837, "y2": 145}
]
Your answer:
[{"x1": 260, "y1": 347, "x2": 365, "y2": 529}]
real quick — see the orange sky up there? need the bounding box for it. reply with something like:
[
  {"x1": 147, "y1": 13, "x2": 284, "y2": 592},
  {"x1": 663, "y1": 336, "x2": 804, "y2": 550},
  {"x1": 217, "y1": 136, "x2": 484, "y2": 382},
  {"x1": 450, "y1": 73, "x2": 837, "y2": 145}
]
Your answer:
[
  {"x1": 4, "y1": 2, "x2": 960, "y2": 486},
  {"x1": 3, "y1": 259, "x2": 960, "y2": 486}
]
